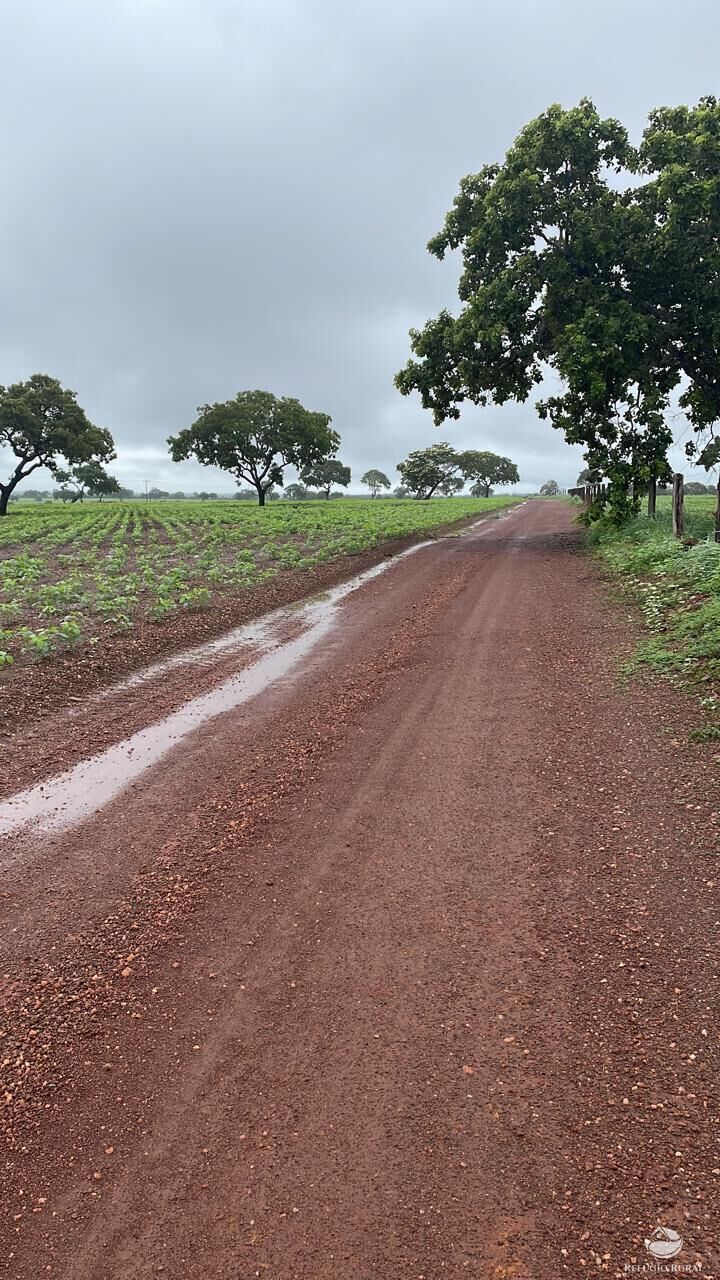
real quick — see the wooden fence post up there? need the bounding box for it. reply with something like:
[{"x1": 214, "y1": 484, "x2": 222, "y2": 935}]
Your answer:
[
  {"x1": 672, "y1": 473, "x2": 684, "y2": 539},
  {"x1": 715, "y1": 480, "x2": 720, "y2": 545},
  {"x1": 648, "y1": 474, "x2": 657, "y2": 519}
]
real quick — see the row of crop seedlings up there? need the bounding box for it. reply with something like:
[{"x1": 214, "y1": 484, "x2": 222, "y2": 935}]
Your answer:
[{"x1": 0, "y1": 515, "x2": 216, "y2": 665}]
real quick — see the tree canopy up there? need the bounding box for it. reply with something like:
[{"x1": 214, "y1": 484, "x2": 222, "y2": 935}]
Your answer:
[
  {"x1": 684, "y1": 481, "x2": 715, "y2": 495},
  {"x1": 460, "y1": 450, "x2": 519, "y2": 498},
  {"x1": 55, "y1": 461, "x2": 120, "y2": 502},
  {"x1": 397, "y1": 443, "x2": 462, "y2": 499},
  {"x1": 396, "y1": 442, "x2": 510, "y2": 499},
  {"x1": 361, "y1": 469, "x2": 391, "y2": 497},
  {"x1": 299, "y1": 459, "x2": 351, "y2": 498},
  {"x1": 0, "y1": 374, "x2": 115, "y2": 515},
  {"x1": 395, "y1": 97, "x2": 720, "y2": 520},
  {"x1": 284, "y1": 482, "x2": 316, "y2": 501},
  {"x1": 168, "y1": 390, "x2": 338, "y2": 506}
]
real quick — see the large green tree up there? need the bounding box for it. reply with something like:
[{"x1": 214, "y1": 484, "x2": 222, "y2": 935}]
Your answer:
[
  {"x1": 395, "y1": 102, "x2": 636, "y2": 422},
  {"x1": 0, "y1": 374, "x2": 115, "y2": 516},
  {"x1": 397, "y1": 443, "x2": 465, "y2": 499},
  {"x1": 395, "y1": 97, "x2": 720, "y2": 520},
  {"x1": 396, "y1": 442, "x2": 491, "y2": 499},
  {"x1": 55, "y1": 460, "x2": 121, "y2": 502},
  {"x1": 284, "y1": 482, "x2": 314, "y2": 501},
  {"x1": 633, "y1": 99, "x2": 720, "y2": 449},
  {"x1": 168, "y1": 390, "x2": 339, "y2": 506},
  {"x1": 361, "y1": 469, "x2": 391, "y2": 497},
  {"x1": 460, "y1": 450, "x2": 519, "y2": 497},
  {"x1": 299, "y1": 459, "x2": 351, "y2": 498}
]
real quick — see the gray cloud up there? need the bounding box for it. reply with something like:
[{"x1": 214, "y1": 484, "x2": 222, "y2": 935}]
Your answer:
[{"x1": 0, "y1": 0, "x2": 717, "y2": 493}]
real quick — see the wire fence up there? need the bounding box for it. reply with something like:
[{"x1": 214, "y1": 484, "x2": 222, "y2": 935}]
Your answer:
[{"x1": 568, "y1": 476, "x2": 720, "y2": 541}]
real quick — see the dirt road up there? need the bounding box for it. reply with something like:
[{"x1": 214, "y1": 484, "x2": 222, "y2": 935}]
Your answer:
[{"x1": 1, "y1": 500, "x2": 718, "y2": 1278}]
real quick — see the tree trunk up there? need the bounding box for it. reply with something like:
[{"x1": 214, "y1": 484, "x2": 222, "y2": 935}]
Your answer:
[
  {"x1": 0, "y1": 486, "x2": 9, "y2": 517},
  {"x1": 257, "y1": 487, "x2": 266, "y2": 507},
  {"x1": 647, "y1": 473, "x2": 657, "y2": 518},
  {"x1": 715, "y1": 476, "x2": 720, "y2": 545}
]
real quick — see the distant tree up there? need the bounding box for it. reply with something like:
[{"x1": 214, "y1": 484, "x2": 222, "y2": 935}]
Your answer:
[
  {"x1": 170, "y1": 491, "x2": 187, "y2": 499},
  {"x1": 361, "y1": 469, "x2": 391, "y2": 497},
  {"x1": 54, "y1": 468, "x2": 83, "y2": 503},
  {"x1": 300, "y1": 459, "x2": 351, "y2": 499},
  {"x1": 148, "y1": 487, "x2": 170, "y2": 500},
  {"x1": 685, "y1": 480, "x2": 713, "y2": 495},
  {"x1": 460, "y1": 450, "x2": 519, "y2": 497},
  {"x1": 116, "y1": 486, "x2": 135, "y2": 500},
  {"x1": 540, "y1": 480, "x2": 561, "y2": 496},
  {"x1": 169, "y1": 390, "x2": 339, "y2": 506},
  {"x1": 470, "y1": 482, "x2": 493, "y2": 498},
  {"x1": 393, "y1": 485, "x2": 411, "y2": 498},
  {"x1": 0, "y1": 373, "x2": 115, "y2": 516},
  {"x1": 284, "y1": 482, "x2": 310, "y2": 501},
  {"x1": 397, "y1": 443, "x2": 467, "y2": 499},
  {"x1": 437, "y1": 475, "x2": 465, "y2": 495},
  {"x1": 53, "y1": 487, "x2": 74, "y2": 502},
  {"x1": 234, "y1": 488, "x2": 258, "y2": 500},
  {"x1": 197, "y1": 491, "x2": 219, "y2": 501},
  {"x1": 56, "y1": 460, "x2": 121, "y2": 502},
  {"x1": 576, "y1": 467, "x2": 595, "y2": 485},
  {"x1": 94, "y1": 472, "x2": 121, "y2": 501},
  {"x1": 15, "y1": 488, "x2": 50, "y2": 502}
]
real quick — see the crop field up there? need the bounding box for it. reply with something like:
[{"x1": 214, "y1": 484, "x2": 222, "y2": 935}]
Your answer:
[
  {"x1": 0, "y1": 495, "x2": 518, "y2": 671},
  {"x1": 654, "y1": 491, "x2": 718, "y2": 537}
]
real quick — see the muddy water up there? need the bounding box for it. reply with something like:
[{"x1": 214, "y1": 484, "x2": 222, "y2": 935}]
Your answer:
[{"x1": 0, "y1": 543, "x2": 432, "y2": 837}]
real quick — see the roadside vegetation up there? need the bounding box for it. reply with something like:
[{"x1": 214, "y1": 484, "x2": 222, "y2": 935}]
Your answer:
[
  {"x1": 589, "y1": 495, "x2": 720, "y2": 735},
  {"x1": 0, "y1": 495, "x2": 517, "y2": 673}
]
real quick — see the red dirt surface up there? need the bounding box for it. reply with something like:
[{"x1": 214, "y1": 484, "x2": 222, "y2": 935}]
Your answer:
[
  {"x1": 0, "y1": 499, "x2": 718, "y2": 1278},
  {"x1": 0, "y1": 510, "x2": 498, "y2": 746}
]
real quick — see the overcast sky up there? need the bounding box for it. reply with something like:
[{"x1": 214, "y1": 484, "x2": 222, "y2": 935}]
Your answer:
[{"x1": 0, "y1": 0, "x2": 718, "y2": 495}]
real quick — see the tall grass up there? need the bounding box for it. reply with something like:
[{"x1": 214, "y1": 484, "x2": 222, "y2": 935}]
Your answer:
[{"x1": 589, "y1": 496, "x2": 720, "y2": 712}]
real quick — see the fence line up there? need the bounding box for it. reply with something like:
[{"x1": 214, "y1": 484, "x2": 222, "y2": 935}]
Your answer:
[{"x1": 568, "y1": 474, "x2": 720, "y2": 543}]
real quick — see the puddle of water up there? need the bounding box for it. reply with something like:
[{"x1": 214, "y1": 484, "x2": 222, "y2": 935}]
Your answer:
[
  {"x1": 93, "y1": 614, "x2": 278, "y2": 699},
  {"x1": 0, "y1": 542, "x2": 432, "y2": 838},
  {"x1": 91, "y1": 505, "x2": 522, "y2": 698},
  {"x1": 0, "y1": 505, "x2": 525, "y2": 840}
]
